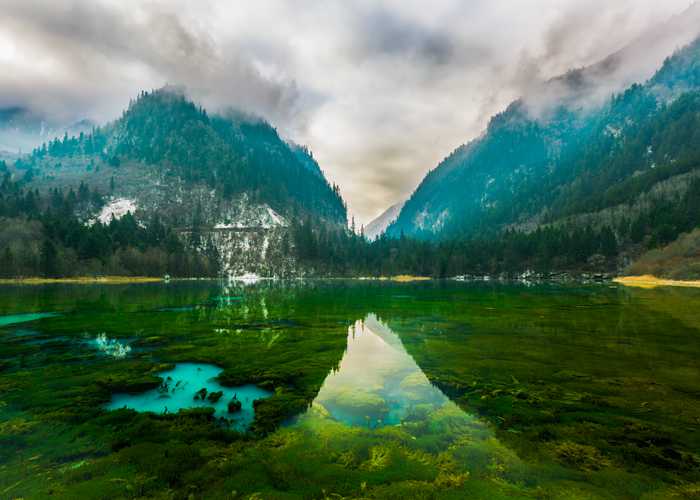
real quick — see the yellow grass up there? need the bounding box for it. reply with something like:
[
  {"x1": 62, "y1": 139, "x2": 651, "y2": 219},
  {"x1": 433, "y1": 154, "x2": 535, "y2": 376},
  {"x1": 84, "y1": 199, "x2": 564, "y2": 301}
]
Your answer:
[
  {"x1": 613, "y1": 275, "x2": 700, "y2": 289},
  {"x1": 355, "y1": 275, "x2": 432, "y2": 282},
  {"x1": 390, "y1": 275, "x2": 432, "y2": 282},
  {"x1": 0, "y1": 276, "x2": 163, "y2": 285}
]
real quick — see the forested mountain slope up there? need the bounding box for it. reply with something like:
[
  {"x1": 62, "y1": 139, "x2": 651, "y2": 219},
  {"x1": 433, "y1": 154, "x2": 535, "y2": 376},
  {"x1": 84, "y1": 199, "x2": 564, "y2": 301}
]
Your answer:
[
  {"x1": 28, "y1": 89, "x2": 346, "y2": 224},
  {"x1": 383, "y1": 36, "x2": 700, "y2": 275},
  {"x1": 0, "y1": 88, "x2": 347, "y2": 278},
  {"x1": 389, "y1": 37, "x2": 700, "y2": 242}
]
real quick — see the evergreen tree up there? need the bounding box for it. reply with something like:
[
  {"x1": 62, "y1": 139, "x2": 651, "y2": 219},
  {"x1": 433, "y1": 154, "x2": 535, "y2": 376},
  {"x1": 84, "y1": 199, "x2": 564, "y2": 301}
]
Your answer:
[{"x1": 40, "y1": 239, "x2": 58, "y2": 278}]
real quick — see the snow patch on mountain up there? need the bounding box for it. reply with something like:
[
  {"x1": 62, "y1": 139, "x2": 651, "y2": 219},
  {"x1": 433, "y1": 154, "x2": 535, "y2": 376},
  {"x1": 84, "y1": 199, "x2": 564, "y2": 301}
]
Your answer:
[
  {"x1": 435, "y1": 209, "x2": 450, "y2": 231},
  {"x1": 90, "y1": 198, "x2": 137, "y2": 225},
  {"x1": 211, "y1": 226, "x2": 295, "y2": 278}
]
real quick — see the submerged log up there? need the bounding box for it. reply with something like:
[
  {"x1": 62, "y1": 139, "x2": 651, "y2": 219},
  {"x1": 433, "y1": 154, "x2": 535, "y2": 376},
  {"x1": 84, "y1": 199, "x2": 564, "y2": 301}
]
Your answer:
[{"x1": 228, "y1": 397, "x2": 242, "y2": 413}]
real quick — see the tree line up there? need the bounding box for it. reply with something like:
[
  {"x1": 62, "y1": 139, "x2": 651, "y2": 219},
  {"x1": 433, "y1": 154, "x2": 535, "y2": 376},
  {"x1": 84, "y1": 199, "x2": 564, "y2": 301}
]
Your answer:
[{"x1": 290, "y1": 176, "x2": 700, "y2": 278}]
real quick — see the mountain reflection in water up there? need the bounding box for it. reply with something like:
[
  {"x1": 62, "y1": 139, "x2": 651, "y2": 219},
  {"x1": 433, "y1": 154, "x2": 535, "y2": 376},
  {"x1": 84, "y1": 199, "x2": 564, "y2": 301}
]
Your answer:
[{"x1": 307, "y1": 314, "x2": 452, "y2": 428}]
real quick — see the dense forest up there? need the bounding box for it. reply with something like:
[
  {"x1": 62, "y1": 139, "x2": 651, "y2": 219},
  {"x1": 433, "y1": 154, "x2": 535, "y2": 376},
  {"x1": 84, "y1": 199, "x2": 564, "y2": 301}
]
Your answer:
[
  {"x1": 290, "y1": 174, "x2": 700, "y2": 278},
  {"x1": 0, "y1": 170, "x2": 219, "y2": 278}
]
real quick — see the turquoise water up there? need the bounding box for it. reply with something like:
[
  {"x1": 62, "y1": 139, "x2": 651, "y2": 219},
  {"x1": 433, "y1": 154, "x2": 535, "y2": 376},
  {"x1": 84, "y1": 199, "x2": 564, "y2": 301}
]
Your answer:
[
  {"x1": 106, "y1": 362, "x2": 272, "y2": 430},
  {"x1": 0, "y1": 312, "x2": 60, "y2": 327}
]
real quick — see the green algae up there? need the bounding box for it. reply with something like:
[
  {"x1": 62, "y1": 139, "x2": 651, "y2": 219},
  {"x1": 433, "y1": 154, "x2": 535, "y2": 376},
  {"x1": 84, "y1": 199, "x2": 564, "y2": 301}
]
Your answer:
[{"x1": 0, "y1": 281, "x2": 698, "y2": 498}]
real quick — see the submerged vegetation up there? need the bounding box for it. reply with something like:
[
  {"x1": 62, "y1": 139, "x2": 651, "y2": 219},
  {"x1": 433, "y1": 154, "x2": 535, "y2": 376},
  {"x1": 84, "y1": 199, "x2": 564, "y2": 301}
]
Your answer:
[{"x1": 0, "y1": 280, "x2": 698, "y2": 498}]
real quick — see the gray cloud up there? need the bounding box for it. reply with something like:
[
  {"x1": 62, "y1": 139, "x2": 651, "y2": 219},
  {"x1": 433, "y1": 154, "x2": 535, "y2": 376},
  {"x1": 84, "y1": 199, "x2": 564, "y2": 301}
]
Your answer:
[
  {"x1": 0, "y1": 0, "x2": 697, "y2": 224},
  {"x1": 0, "y1": 1, "x2": 308, "y2": 127},
  {"x1": 356, "y1": 9, "x2": 456, "y2": 66}
]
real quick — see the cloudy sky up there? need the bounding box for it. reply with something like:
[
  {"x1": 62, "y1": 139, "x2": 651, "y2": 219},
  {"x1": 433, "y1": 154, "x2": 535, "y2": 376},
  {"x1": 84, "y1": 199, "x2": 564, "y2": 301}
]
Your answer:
[{"x1": 0, "y1": 0, "x2": 697, "y2": 224}]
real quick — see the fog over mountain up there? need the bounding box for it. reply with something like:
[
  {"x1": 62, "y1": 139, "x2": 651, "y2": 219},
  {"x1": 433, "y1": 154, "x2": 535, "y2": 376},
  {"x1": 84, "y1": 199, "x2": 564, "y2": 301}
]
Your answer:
[
  {"x1": 1, "y1": 0, "x2": 697, "y2": 224},
  {"x1": 0, "y1": 106, "x2": 95, "y2": 155}
]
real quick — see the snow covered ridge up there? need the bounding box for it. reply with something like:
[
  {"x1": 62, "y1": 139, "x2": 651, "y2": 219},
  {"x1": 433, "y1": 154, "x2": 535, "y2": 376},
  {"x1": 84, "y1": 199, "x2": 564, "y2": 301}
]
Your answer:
[{"x1": 88, "y1": 198, "x2": 137, "y2": 226}]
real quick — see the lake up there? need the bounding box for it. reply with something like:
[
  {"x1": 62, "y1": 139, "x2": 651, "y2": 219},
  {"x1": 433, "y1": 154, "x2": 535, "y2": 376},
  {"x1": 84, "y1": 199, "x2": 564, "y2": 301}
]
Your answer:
[{"x1": 0, "y1": 280, "x2": 699, "y2": 498}]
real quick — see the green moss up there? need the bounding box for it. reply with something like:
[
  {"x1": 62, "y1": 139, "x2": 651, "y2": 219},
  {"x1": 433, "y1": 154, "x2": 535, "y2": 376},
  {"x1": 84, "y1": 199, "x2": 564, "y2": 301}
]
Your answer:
[{"x1": 552, "y1": 441, "x2": 611, "y2": 471}]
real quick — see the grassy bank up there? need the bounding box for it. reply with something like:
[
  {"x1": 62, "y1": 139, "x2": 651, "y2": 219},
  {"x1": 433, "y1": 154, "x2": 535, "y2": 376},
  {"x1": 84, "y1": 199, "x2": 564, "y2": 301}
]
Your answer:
[
  {"x1": 0, "y1": 276, "x2": 164, "y2": 285},
  {"x1": 356, "y1": 275, "x2": 432, "y2": 282},
  {"x1": 614, "y1": 274, "x2": 700, "y2": 289}
]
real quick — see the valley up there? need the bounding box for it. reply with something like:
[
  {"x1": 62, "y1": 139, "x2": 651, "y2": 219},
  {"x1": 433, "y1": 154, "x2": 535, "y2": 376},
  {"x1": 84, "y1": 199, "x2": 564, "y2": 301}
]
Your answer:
[{"x1": 1, "y1": 4, "x2": 700, "y2": 499}]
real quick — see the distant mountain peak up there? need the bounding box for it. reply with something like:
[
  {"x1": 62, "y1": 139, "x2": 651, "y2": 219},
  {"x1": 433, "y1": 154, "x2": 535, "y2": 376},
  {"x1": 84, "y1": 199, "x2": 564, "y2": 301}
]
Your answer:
[{"x1": 365, "y1": 201, "x2": 405, "y2": 240}]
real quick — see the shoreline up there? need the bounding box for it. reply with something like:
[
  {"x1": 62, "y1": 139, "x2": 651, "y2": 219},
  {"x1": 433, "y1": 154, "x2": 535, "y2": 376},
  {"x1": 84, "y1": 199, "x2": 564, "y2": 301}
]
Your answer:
[
  {"x1": 0, "y1": 276, "x2": 164, "y2": 285},
  {"x1": 613, "y1": 275, "x2": 700, "y2": 289},
  {"x1": 6, "y1": 274, "x2": 699, "y2": 289},
  {"x1": 0, "y1": 275, "x2": 435, "y2": 285}
]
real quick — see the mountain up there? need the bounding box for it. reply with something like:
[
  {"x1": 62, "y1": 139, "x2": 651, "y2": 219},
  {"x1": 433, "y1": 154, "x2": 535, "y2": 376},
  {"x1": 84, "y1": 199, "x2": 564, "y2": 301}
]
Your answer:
[
  {"x1": 364, "y1": 201, "x2": 404, "y2": 240},
  {"x1": 386, "y1": 31, "x2": 700, "y2": 272},
  {"x1": 1, "y1": 88, "x2": 347, "y2": 278}
]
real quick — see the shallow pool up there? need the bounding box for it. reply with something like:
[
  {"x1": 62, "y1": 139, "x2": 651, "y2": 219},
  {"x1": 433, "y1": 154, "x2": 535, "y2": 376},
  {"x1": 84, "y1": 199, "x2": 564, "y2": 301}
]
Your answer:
[{"x1": 105, "y1": 362, "x2": 272, "y2": 430}]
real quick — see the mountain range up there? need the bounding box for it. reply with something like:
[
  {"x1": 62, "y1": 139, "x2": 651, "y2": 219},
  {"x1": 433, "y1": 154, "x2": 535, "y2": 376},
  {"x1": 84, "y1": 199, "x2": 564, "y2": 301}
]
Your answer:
[
  {"x1": 3, "y1": 8, "x2": 700, "y2": 279},
  {"x1": 381, "y1": 14, "x2": 700, "y2": 276}
]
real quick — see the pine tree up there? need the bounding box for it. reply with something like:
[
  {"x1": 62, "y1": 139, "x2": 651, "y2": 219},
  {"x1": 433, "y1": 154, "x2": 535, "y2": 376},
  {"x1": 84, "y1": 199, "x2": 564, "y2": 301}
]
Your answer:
[
  {"x1": 40, "y1": 239, "x2": 59, "y2": 278},
  {"x1": 0, "y1": 247, "x2": 13, "y2": 278},
  {"x1": 190, "y1": 202, "x2": 203, "y2": 249}
]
